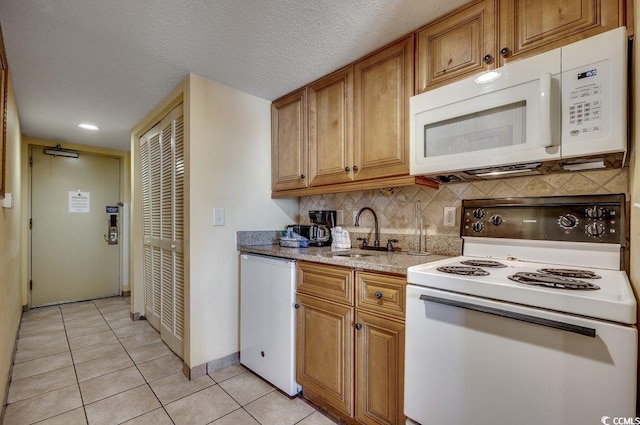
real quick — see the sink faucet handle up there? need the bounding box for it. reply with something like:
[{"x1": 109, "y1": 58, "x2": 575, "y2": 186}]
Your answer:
[
  {"x1": 357, "y1": 237, "x2": 368, "y2": 247},
  {"x1": 386, "y1": 239, "x2": 399, "y2": 251}
]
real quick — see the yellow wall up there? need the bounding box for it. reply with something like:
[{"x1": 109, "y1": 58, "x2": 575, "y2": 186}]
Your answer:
[{"x1": 0, "y1": 70, "x2": 23, "y2": 412}]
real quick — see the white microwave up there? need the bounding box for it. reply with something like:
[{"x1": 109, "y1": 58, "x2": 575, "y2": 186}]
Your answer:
[{"x1": 410, "y1": 27, "x2": 627, "y2": 182}]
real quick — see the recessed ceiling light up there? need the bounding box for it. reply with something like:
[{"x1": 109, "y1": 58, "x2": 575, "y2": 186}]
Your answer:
[{"x1": 78, "y1": 123, "x2": 99, "y2": 131}]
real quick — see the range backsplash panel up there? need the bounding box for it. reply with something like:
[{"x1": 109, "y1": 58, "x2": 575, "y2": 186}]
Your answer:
[{"x1": 298, "y1": 169, "x2": 629, "y2": 256}]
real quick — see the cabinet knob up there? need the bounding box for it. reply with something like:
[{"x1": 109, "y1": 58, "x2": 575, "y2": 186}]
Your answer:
[
  {"x1": 294, "y1": 303, "x2": 300, "y2": 309},
  {"x1": 355, "y1": 323, "x2": 362, "y2": 330},
  {"x1": 300, "y1": 174, "x2": 305, "y2": 179},
  {"x1": 353, "y1": 165, "x2": 358, "y2": 172},
  {"x1": 483, "y1": 54, "x2": 493, "y2": 64},
  {"x1": 344, "y1": 166, "x2": 350, "y2": 172},
  {"x1": 500, "y1": 47, "x2": 510, "y2": 58},
  {"x1": 375, "y1": 291, "x2": 383, "y2": 300}
]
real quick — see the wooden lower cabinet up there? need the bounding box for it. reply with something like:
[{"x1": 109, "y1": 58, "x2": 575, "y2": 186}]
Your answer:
[
  {"x1": 296, "y1": 262, "x2": 406, "y2": 425},
  {"x1": 296, "y1": 293, "x2": 355, "y2": 418},
  {"x1": 355, "y1": 311, "x2": 405, "y2": 425}
]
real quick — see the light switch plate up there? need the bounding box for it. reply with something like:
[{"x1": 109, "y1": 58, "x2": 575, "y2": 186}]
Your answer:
[
  {"x1": 2, "y1": 193, "x2": 13, "y2": 208},
  {"x1": 213, "y1": 208, "x2": 225, "y2": 226}
]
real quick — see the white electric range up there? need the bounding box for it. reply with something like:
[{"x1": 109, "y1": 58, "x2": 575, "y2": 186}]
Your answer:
[{"x1": 404, "y1": 194, "x2": 637, "y2": 425}]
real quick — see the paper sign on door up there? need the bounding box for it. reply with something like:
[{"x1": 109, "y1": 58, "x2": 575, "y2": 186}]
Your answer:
[{"x1": 69, "y1": 191, "x2": 90, "y2": 213}]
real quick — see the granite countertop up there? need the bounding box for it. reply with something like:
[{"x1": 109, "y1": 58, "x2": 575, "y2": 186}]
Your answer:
[{"x1": 238, "y1": 244, "x2": 451, "y2": 276}]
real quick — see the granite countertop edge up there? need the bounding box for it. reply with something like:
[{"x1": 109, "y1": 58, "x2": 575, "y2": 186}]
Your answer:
[{"x1": 238, "y1": 244, "x2": 451, "y2": 276}]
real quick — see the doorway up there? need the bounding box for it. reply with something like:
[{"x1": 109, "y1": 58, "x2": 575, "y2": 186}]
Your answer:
[{"x1": 30, "y1": 146, "x2": 121, "y2": 306}]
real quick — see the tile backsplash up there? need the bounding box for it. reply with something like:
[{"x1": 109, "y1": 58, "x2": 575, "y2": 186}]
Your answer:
[{"x1": 298, "y1": 168, "x2": 629, "y2": 255}]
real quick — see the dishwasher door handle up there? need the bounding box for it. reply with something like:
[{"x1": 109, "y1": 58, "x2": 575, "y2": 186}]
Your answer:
[{"x1": 419, "y1": 294, "x2": 596, "y2": 338}]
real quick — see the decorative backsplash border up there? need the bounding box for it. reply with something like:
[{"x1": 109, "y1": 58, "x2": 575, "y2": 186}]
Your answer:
[{"x1": 299, "y1": 168, "x2": 629, "y2": 256}]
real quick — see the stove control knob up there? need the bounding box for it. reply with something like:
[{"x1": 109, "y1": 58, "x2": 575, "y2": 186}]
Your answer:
[
  {"x1": 471, "y1": 221, "x2": 484, "y2": 232},
  {"x1": 558, "y1": 214, "x2": 578, "y2": 229},
  {"x1": 586, "y1": 222, "x2": 605, "y2": 237},
  {"x1": 586, "y1": 206, "x2": 605, "y2": 219},
  {"x1": 473, "y1": 208, "x2": 485, "y2": 219},
  {"x1": 490, "y1": 214, "x2": 503, "y2": 226}
]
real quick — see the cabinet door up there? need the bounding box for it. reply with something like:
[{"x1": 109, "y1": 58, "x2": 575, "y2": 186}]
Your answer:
[
  {"x1": 355, "y1": 311, "x2": 405, "y2": 425},
  {"x1": 498, "y1": 0, "x2": 621, "y2": 64},
  {"x1": 415, "y1": 0, "x2": 497, "y2": 93},
  {"x1": 271, "y1": 88, "x2": 308, "y2": 191},
  {"x1": 308, "y1": 66, "x2": 354, "y2": 186},
  {"x1": 296, "y1": 294, "x2": 354, "y2": 418},
  {"x1": 353, "y1": 36, "x2": 413, "y2": 181}
]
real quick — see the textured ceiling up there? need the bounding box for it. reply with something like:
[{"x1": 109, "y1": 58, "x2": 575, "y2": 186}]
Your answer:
[{"x1": 0, "y1": 0, "x2": 467, "y2": 151}]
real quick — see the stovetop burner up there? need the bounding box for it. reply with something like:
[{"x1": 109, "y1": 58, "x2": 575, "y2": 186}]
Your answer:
[
  {"x1": 537, "y1": 268, "x2": 601, "y2": 279},
  {"x1": 460, "y1": 259, "x2": 507, "y2": 268},
  {"x1": 508, "y1": 272, "x2": 600, "y2": 290},
  {"x1": 437, "y1": 266, "x2": 490, "y2": 276}
]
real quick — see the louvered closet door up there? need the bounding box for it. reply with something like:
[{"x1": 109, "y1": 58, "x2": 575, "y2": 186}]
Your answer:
[{"x1": 139, "y1": 104, "x2": 185, "y2": 358}]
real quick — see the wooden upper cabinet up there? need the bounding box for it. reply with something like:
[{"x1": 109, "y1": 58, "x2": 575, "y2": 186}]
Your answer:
[
  {"x1": 271, "y1": 88, "x2": 308, "y2": 191},
  {"x1": 354, "y1": 36, "x2": 413, "y2": 181},
  {"x1": 308, "y1": 66, "x2": 354, "y2": 186},
  {"x1": 416, "y1": 0, "x2": 497, "y2": 93},
  {"x1": 499, "y1": 0, "x2": 622, "y2": 63}
]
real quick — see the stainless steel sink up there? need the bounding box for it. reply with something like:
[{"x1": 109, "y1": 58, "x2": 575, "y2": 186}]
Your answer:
[{"x1": 333, "y1": 253, "x2": 373, "y2": 258}]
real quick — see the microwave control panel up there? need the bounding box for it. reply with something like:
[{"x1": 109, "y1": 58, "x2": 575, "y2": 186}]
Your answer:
[{"x1": 562, "y1": 59, "x2": 609, "y2": 142}]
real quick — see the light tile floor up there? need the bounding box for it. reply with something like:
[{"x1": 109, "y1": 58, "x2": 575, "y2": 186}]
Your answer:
[{"x1": 3, "y1": 297, "x2": 338, "y2": 425}]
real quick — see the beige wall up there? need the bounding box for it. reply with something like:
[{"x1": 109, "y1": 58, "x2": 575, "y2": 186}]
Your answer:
[
  {"x1": 0, "y1": 70, "x2": 23, "y2": 412},
  {"x1": 630, "y1": 0, "x2": 640, "y2": 311},
  {"x1": 186, "y1": 74, "x2": 298, "y2": 367},
  {"x1": 131, "y1": 73, "x2": 298, "y2": 369}
]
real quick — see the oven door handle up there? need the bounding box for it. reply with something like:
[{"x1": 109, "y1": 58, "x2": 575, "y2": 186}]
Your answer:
[{"x1": 419, "y1": 294, "x2": 596, "y2": 338}]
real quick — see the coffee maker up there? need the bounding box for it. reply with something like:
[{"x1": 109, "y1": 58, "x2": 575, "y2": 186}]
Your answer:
[{"x1": 308, "y1": 210, "x2": 337, "y2": 247}]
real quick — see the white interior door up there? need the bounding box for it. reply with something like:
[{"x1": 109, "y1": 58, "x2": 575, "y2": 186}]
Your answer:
[
  {"x1": 140, "y1": 104, "x2": 185, "y2": 358},
  {"x1": 31, "y1": 147, "x2": 121, "y2": 306}
]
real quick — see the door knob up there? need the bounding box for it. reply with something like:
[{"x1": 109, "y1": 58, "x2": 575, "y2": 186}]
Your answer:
[{"x1": 355, "y1": 323, "x2": 362, "y2": 330}]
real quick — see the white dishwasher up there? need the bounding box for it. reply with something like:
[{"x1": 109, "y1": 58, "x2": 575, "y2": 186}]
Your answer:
[{"x1": 240, "y1": 253, "x2": 300, "y2": 396}]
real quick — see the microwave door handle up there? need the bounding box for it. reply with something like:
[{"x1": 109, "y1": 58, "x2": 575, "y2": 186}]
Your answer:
[{"x1": 539, "y1": 73, "x2": 554, "y2": 148}]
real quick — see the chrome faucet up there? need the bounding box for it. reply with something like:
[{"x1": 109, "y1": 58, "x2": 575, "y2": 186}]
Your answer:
[{"x1": 355, "y1": 207, "x2": 380, "y2": 247}]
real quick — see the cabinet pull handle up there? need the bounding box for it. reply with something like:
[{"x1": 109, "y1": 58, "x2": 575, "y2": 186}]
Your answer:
[
  {"x1": 353, "y1": 165, "x2": 359, "y2": 172},
  {"x1": 375, "y1": 291, "x2": 383, "y2": 299},
  {"x1": 483, "y1": 54, "x2": 493, "y2": 64},
  {"x1": 500, "y1": 47, "x2": 510, "y2": 58},
  {"x1": 294, "y1": 303, "x2": 300, "y2": 309},
  {"x1": 300, "y1": 174, "x2": 305, "y2": 179},
  {"x1": 538, "y1": 73, "x2": 554, "y2": 148},
  {"x1": 344, "y1": 166, "x2": 350, "y2": 172},
  {"x1": 355, "y1": 323, "x2": 362, "y2": 330}
]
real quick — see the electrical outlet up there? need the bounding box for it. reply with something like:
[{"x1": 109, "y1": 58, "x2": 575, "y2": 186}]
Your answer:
[{"x1": 444, "y1": 207, "x2": 456, "y2": 227}]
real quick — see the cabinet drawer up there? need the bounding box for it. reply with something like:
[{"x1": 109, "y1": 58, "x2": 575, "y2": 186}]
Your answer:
[
  {"x1": 297, "y1": 261, "x2": 354, "y2": 305},
  {"x1": 356, "y1": 272, "x2": 406, "y2": 319}
]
